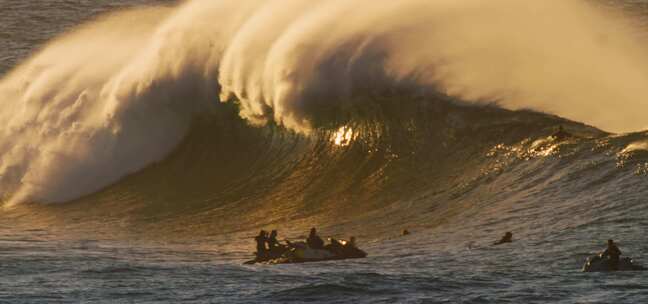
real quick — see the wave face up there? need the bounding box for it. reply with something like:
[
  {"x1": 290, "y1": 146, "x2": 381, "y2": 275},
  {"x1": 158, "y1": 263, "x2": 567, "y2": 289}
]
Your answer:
[
  {"x1": 55, "y1": 99, "x2": 648, "y2": 238},
  {"x1": 1, "y1": 0, "x2": 648, "y2": 209}
]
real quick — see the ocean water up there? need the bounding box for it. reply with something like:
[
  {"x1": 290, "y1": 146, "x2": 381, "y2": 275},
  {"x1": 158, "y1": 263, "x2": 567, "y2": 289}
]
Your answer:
[{"x1": 2, "y1": 0, "x2": 648, "y2": 303}]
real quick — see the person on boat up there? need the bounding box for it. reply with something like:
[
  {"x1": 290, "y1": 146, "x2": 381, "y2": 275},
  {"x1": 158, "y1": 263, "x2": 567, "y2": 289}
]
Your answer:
[
  {"x1": 348, "y1": 236, "x2": 357, "y2": 248},
  {"x1": 307, "y1": 227, "x2": 325, "y2": 249},
  {"x1": 601, "y1": 239, "x2": 622, "y2": 271},
  {"x1": 551, "y1": 125, "x2": 571, "y2": 141},
  {"x1": 494, "y1": 232, "x2": 513, "y2": 245},
  {"x1": 267, "y1": 230, "x2": 281, "y2": 250},
  {"x1": 267, "y1": 230, "x2": 287, "y2": 257},
  {"x1": 254, "y1": 230, "x2": 268, "y2": 259}
]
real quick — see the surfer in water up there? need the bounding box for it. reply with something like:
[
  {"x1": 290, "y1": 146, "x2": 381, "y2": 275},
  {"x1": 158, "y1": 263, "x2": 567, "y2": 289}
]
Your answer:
[
  {"x1": 494, "y1": 232, "x2": 513, "y2": 245},
  {"x1": 551, "y1": 125, "x2": 572, "y2": 141}
]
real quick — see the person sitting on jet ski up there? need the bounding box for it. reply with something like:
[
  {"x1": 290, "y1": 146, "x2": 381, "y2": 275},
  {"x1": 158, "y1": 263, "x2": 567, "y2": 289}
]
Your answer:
[
  {"x1": 494, "y1": 232, "x2": 513, "y2": 245},
  {"x1": 348, "y1": 236, "x2": 357, "y2": 248},
  {"x1": 601, "y1": 239, "x2": 622, "y2": 271},
  {"x1": 255, "y1": 230, "x2": 268, "y2": 259},
  {"x1": 307, "y1": 227, "x2": 325, "y2": 249}
]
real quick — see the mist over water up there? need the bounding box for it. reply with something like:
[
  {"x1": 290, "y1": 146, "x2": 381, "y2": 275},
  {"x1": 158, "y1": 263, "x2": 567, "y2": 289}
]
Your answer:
[{"x1": 1, "y1": 0, "x2": 648, "y2": 206}]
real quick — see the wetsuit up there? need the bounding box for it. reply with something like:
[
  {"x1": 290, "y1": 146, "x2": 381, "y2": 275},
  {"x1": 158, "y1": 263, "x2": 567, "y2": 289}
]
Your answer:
[{"x1": 603, "y1": 244, "x2": 621, "y2": 270}]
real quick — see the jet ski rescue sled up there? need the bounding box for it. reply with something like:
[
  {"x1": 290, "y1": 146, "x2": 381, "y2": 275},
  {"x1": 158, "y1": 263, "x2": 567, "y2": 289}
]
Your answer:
[
  {"x1": 582, "y1": 254, "x2": 646, "y2": 272},
  {"x1": 244, "y1": 241, "x2": 367, "y2": 265}
]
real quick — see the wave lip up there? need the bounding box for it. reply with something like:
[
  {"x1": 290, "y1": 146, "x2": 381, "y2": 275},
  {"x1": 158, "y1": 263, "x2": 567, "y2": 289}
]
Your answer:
[{"x1": 2, "y1": 0, "x2": 648, "y2": 205}]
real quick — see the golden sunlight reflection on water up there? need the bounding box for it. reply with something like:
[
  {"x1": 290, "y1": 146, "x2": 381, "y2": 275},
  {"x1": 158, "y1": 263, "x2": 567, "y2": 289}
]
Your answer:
[{"x1": 332, "y1": 126, "x2": 355, "y2": 147}]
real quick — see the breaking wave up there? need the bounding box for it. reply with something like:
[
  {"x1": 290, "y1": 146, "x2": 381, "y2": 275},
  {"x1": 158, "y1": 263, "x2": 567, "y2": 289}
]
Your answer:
[{"x1": 1, "y1": 0, "x2": 648, "y2": 208}]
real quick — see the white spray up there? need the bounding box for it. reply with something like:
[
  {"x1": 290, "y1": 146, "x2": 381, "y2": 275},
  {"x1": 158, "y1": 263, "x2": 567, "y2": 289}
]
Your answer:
[{"x1": 1, "y1": 0, "x2": 648, "y2": 204}]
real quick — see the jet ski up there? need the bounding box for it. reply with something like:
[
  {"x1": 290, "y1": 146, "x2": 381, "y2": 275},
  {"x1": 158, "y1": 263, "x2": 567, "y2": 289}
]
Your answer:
[
  {"x1": 244, "y1": 240, "x2": 367, "y2": 265},
  {"x1": 582, "y1": 254, "x2": 646, "y2": 272}
]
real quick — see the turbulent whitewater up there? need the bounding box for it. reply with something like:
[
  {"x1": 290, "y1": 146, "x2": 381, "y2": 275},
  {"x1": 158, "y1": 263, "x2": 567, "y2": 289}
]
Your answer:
[{"x1": 2, "y1": 0, "x2": 648, "y2": 206}]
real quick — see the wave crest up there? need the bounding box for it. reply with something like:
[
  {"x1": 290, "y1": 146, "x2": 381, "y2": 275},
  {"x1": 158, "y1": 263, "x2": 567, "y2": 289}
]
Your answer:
[{"x1": 2, "y1": 0, "x2": 648, "y2": 204}]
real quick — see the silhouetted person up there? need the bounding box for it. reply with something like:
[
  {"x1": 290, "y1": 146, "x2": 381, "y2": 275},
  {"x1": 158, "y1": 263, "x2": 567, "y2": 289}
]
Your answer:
[
  {"x1": 494, "y1": 232, "x2": 513, "y2": 245},
  {"x1": 255, "y1": 230, "x2": 268, "y2": 259},
  {"x1": 348, "y1": 236, "x2": 357, "y2": 248},
  {"x1": 267, "y1": 230, "x2": 280, "y2": 250},
  {"x1": 307, "y1": 227, "x2": 325, "y2": 249},
  {"x1": 602, "y1": 239, "x2": 622, "y2": 271},
  {"x1": 551, "y1": 125, "x2": 571, "y2": 141}
]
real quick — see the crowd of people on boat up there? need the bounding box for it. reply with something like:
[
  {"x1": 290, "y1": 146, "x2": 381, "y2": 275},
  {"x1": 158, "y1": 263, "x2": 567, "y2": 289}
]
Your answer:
[{"x1": 254, "y1": 227, "x2": 359, "y2": 260}]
